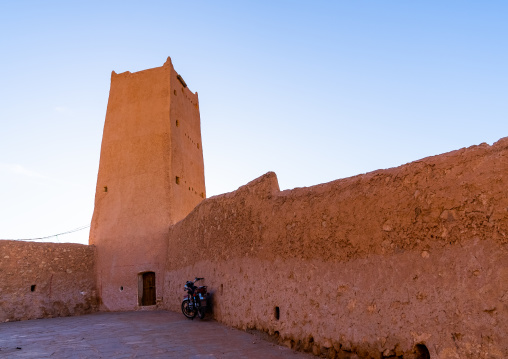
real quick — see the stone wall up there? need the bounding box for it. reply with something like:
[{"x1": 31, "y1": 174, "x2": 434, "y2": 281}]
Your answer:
[
  {"x1": 0, "y1": 241, "x2": 98, "y2": 322},
  {"x1": 164, "y1": 138, "x2": 508, "y2": 359}
]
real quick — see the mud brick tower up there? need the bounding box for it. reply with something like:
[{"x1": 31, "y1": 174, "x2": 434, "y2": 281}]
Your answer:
[{"x1": 89, "y1": 57, "x2": 205, "y2": 310}]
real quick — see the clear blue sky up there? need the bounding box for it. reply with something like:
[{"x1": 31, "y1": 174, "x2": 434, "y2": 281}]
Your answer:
[{"x1": 1, "y1": 1, "x2": 507, "y2": 244}]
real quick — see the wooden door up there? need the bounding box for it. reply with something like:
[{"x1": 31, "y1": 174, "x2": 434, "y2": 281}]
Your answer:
[{"x1": 142, "y1": 272, "x2": 156, "y2": 306}]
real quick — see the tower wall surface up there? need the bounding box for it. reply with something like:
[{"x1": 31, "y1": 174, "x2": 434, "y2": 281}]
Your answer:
[{"x1": 89, "y1": 58, "x2": 205, "y2": 311}]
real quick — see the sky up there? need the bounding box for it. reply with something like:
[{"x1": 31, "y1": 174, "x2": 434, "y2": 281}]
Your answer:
[{"x1": 0, "y1": 1, "x2": 507, "y2": 245}]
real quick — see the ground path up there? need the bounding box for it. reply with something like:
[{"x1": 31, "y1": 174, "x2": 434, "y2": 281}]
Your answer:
[{"x1": 0, "y1": 311, "x2": 314, "y2": 358}]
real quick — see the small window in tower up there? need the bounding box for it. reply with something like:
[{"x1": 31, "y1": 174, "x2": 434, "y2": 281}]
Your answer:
[
  {"x1": 104, "y1": 186, "x2": 108, "y2": 192},
  {"x1": 177, "y1": 74, "x2": 187, "y2": 88},
  {"x1": 174, "y1": 90, "x2": 177, "y2": 96},
  {"x1": 176, "y1": 120, "x2": 179, "y2": 127},
  {"x1": 175, "y1": 176, "x2": 180, "y2": 185},
  {"x1": 197, "y1": 143, "x2": 200, "y2": 149}
]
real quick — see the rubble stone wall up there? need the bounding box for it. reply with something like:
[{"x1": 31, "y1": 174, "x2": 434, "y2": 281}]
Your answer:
[
  {"x1": 0, "y1": 241, "x2": 98, "y2": 322},
  {"x1": 164, "y1": 138, "x2": 508, "y2": 359}
]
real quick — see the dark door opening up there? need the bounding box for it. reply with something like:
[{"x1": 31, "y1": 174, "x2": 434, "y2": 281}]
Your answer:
[{"x1": 141, "y1": 272, "x2": 156, "y2": 306}]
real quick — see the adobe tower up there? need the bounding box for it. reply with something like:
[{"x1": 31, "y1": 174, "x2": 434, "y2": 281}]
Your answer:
[{"x1": 89, "y1": 57, "x2": 205, "y2": 310}]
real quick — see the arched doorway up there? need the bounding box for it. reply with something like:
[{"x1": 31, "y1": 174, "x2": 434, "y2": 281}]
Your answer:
[{"x1": 138, "y1": 272, "x2": 156, "y2": 306}]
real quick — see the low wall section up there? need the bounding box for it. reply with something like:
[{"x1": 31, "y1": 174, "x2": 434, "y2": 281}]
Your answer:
[
  {"x1": 0, "y1": 241, "x2": 98, "y2": 322},
  {"x1": 164, "y1": 138, "x2": 508, "y2": 359}
]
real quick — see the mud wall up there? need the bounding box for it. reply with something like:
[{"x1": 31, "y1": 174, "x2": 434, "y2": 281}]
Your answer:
[
  {"x1": 90, "y1": 58, "x2": 205, "y2": 311},
  {"x1": 0, "y1": 241, "x2": 98, "y2": 322},
  {"x1": 164, "y1": 138, "x2": 508, "y2": 359}
]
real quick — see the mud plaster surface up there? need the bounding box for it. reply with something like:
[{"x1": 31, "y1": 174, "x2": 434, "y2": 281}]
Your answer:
[
  {"x1": 89, "y1": 58, "x2": 205, "y2": 311},
  {"x1": 165, "y1": 138, "x2": 508, "y2": 359},
  {"x1": 165, "y1": 240, "x2": 506, "y2": 358},
  {"x1": 0, "y1": 241, "x2": 98, "y2": 322}
]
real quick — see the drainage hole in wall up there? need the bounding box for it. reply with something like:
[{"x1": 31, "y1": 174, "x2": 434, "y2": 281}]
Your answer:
[
  {"x1": 274, "y1": 306, "x2": 280, "y2": 320},
  {"x1": 120, "y1": 286, "x2": 124, "y2": 291},
  {"x1": 414, "y1": 344, "x2": 430, "y2": 359},
  {"x1": 30, "y1": 285, "x2": 36, "y2": 292},
  {"x1": 176, "y1": 176, "x2": 180, "y2": 185}
]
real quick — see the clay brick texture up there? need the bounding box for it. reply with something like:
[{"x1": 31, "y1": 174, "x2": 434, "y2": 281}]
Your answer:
[{"x1": 0, "y1": 241, "x2": 98, "y2": 322}]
